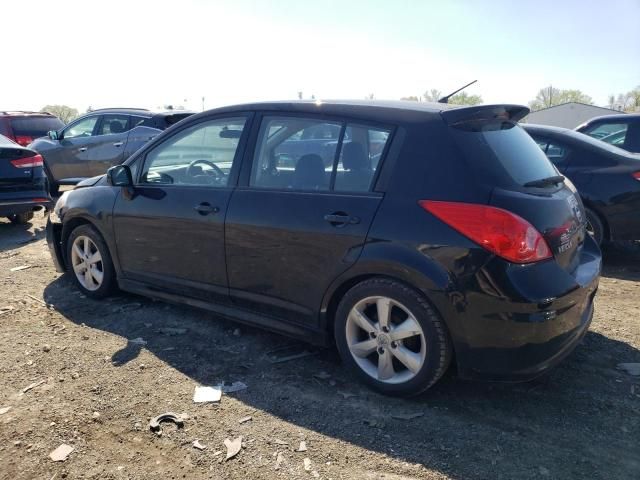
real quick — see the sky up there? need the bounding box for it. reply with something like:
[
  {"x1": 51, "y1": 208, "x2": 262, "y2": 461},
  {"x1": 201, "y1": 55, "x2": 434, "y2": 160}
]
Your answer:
[{"x1": 3, "y1": 0, "x2": 639, "y2": 113}]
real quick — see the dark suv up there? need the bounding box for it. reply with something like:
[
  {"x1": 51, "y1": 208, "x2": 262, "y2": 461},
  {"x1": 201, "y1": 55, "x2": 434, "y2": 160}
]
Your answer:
[
  {"x1": 29, "y1": 108, "x2": 193, "y2": 194},
  {"x1": 46, "y1": 101, "x2": 601, "y2": 396},
  {"x1": 0, "y1": 111, "x2": 64, "y2": 147}
]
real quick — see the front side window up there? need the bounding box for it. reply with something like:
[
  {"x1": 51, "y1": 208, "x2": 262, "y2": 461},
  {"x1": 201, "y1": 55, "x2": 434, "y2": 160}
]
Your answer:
[
  {"x1": 140, "y1": 117, "x2": 246, "y2": 187},
  {"x1": 97, "y1": 115, "x2": 130, "y2": 135},
  {"x1": 64, "y1": 116, "x2": 98, "y2": 139},
  {"x1": 250, "y1": 116, "x2": 391, "y2": 192},
  {"x1": 583, "y1": 123, "x2": 628, "y2": 145}
]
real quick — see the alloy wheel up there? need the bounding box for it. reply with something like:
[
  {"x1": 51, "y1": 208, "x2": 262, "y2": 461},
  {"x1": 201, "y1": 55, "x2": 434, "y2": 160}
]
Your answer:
[
  {"x1": 345, "y1": 296, "x2": 426, "y2": 384},
  {"x1": 70, "y1": 235, "x2": 104, "y2": 291}
]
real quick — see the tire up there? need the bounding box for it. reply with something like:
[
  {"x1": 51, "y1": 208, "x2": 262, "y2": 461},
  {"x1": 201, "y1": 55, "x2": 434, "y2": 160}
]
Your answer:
[
  {"x1": 585, "y1": 208, "x2": 605, "y2": 246},
  {"x1": 66, "y1": 224, "x2": 116, "y2": 299},
  {"x1": 334, "y1": 277, "x2": 452, "y2": 397},
  {"x1": 8, "y1": 211, "x2": 34, "y2": 225}
]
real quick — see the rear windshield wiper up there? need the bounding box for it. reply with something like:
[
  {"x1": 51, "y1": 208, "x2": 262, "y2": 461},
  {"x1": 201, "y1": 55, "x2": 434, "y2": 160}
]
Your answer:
[{"x1": 523, "y1": 175, "x2": 565, "y2": 188}]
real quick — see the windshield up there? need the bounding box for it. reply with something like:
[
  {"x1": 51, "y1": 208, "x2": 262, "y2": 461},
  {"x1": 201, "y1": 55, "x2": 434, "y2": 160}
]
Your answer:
[{"x1": 450, "y1": 121, "x2": 559, "y2": 187}]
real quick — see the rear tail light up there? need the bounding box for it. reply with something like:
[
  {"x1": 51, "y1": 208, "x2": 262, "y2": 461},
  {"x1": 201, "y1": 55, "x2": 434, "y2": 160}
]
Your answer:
[
  {"x1": 632, "y1": 171, "x2": 640, "y2": 182},
  {"x1": 419, "y1": 200, "x2": 552, "y2": 264},
  {"x1": 10, "y1": 154, "x2": 44, "y2": 168},
  {"x1": 14, "y1": 135, "x2": 34, "y2": 147}
]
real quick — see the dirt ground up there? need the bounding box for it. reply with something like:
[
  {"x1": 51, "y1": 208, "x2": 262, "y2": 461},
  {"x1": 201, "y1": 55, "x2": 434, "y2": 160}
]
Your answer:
[{"x1": 0, "y1": 212, "x2": 638, "y2": 480}]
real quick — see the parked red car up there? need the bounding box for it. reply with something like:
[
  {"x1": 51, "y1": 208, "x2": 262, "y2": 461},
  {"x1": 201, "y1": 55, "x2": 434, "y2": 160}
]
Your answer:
[{"x1": 0, "y1": 111, "x2": 64, "y2": 147}]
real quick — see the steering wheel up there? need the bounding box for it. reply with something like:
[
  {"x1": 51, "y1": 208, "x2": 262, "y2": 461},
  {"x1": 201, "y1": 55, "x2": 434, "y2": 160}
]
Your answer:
[{"x1": 186, "y1": 159, "x2": 225, "y2": 178}]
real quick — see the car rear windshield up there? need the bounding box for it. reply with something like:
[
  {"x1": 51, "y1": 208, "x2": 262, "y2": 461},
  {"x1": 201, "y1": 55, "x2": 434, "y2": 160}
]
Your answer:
[
  {"x1": 10, "y1": 116, "x2": 64, "y2": 137},
  {"x1": 450, "y1": 121, "x2": 559, "y2": 187}
]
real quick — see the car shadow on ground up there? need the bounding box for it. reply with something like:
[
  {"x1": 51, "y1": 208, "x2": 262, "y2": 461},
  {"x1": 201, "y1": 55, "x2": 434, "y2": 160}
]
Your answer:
[
  {"x1": 42, "y1": 272, "x2": 640, "y2": 480},
  {"x1": 0, "y1": 217, "x2": 46, "y2": 253}
]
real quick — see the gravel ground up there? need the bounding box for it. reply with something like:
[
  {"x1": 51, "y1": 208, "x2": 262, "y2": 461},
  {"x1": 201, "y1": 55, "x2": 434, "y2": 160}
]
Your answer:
[{"x1": 0, "y1": 213, "x2": 639, "y2": 480}]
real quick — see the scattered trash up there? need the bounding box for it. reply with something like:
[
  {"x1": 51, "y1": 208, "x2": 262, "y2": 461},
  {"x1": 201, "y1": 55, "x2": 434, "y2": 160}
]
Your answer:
[
  {"x1": 158, "y1": 327, "x2": 187, "y2": 335},
  {"x1": 337, "y1": 391, "x2": 357, "y2": 399},
  {"x1": 193, "y1": 440, "x2": 207, "y2": 450},
  {"x1": 49, "y1": 444, "x2": 74, "y2": 462},
  {"x1": 269, "y1": 351, "x2": 317, "y2": 364},
  {"x1": 303, "y1": 457, "x2": 312, "y2": 471},
  {"x1": 391, "y1": 412, "x2": 424, "y2": 420},
  {"x1": 42, "y1": 344, "x2": 51, "y2": 352},
  {"x1": 220, "y1": 381, "x2": 248, "y2": 393},
  {"x1": 297, "y1": 441, "x2": 308, "y2": 452},
  {"x1": 10, "y1": 265, "x2": 32, "y2": 272},
  {"x1": 617, "y1": 363, "x2": 640, "y2": 376},
  {"x1": 193, "y1": 385, "x2": 222, "y2": 403},
  {"x1": 149, "y1": 412, "x2": 185, "y2": 434},
  {"x1": 313, "y1": 372, "x2": 331, "y2": 380},
  {"x1": 0, "y1": 406, "x2": 11, "y2": 415},
  {"x1": 238, "y1": 416, "x2": 252, "y2": 424},
  {"x1": 112, "y1": 303, "x2": 142, "y2": 313},
  {"x1": 129, "y1": 337, "x2": 147, "y2": 346},
  {"x1": 21, "y1": 379, "x2": 46, "y2": 394},
  {"x1": 275, "y1": 439, "x2": 289, "y2": 446},
  {"x1": 224, "y1": 436, "x2": 242, "y2": 460},
  {"x1": 275, "y1": 452, "x2": 285, "y2": 470}
]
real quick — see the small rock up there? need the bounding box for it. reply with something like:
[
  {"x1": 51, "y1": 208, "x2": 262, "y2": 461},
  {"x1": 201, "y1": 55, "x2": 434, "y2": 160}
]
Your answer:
[
  {"x1": 303, "y1": 457, "x2": 312, "y2": 471},
  {"x1": 275, "y1": 452, "x2": 285, "y2": 470},
  {"x1": 238, "y1": 416, "x2": 252, "y2": 424},
  {"x1": 193, "y1": 440, "x2": 207, "y2": 450},
  {"x1": 92, "y1": 412, "x2": 100, "y2": 420},
  {"x1": 0, "y1": 406, "x2": 12, "y2": 415},
  {"x1": 134, "y1": 422, "x2": 142, "y2": 430},
  {"x1": 13, "y1": 441, "x2": 21, "y2": 446},
  {"x1": 71, "y1": 372, "x2": 79, "y2": 380},
  {"x1": 49, "y1": 444, "x2": 74, "y2": 462},
  {"x1": 81, "y1": 335, "x2": 89, "y2": 341},
  {"x1": 297, "y1": 441, "x2": 308, "y2": 452},
  {"x1": 139, "y1": 364, "x2": 146, "y2": 370},
  {"x1": 42, "y1": 344, "x2": 51, "y2": 352}
]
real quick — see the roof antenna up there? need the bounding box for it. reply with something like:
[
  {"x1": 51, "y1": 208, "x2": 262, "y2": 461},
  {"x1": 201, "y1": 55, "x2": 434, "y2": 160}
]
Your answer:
[{"x1": 438, "y1": 80, "x2": 477, "y2": 104}]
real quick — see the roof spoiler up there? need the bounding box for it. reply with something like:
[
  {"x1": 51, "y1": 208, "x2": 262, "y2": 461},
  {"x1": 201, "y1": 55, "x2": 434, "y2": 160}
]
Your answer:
[{"x1": 441, "y1": 104, "x2": 530, "y2": 127}]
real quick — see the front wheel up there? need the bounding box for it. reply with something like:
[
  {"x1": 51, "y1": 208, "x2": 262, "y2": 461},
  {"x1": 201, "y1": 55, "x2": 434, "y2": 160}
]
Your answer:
[
  {"x1": 66, "y1": 224, "x2": 116, "y2": 298},
  {"x1": 585, "y1": 208, "x2": 605, "y2": 246},
  {"x1": 334, "y1": 278, "x2": 452, "y2": 397}
]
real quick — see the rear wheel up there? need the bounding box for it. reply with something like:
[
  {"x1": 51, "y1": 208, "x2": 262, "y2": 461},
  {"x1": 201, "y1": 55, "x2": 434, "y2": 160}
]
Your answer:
[
  {"x1": 334, "y1": 278, "x2": 452, "y2": 396},
  {"x1": 66, "y1": 224, "x2": 116, "y2": 298},
  {"x1": 585, "y1": 208, "x2": 605, "y2": 246},
  {"x1": 8, "y1": 212, "x2": 34, "y2": 225}
]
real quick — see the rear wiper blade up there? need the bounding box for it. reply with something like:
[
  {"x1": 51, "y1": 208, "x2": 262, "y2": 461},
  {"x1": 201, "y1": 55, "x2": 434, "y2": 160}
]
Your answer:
[{"x1": 524, "y1": 175, "x2": 565, "y2": 188}]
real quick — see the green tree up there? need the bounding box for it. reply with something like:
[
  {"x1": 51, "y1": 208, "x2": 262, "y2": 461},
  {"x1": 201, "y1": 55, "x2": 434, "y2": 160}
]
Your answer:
[
  {"x1": 41, "y1": 105, "x2": 79, "y2": 124},
  {"x1": 448, "y1": 91, "x2": 483, "y2": 106},
  {"x1": 528, "y1": 86, "x2": 593, "y2": 111},
  {"x1": 423, "y1": 89, "x2": 442, "y2": 102},
  {"x1": 614, "y1": 85, "x2": 640, "y2": 112}
]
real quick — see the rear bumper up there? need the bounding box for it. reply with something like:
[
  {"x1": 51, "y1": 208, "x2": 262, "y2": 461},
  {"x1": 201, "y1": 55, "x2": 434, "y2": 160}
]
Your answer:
[
  {"x1": 0, "y1": 198, "x2": 51, "y2": 217},
  {"x1": 46, "y1": 216, "x2": 66, "y2": 273},
  {"x1": 454, "y1": 236, "x2": 601, "y2": 382}
]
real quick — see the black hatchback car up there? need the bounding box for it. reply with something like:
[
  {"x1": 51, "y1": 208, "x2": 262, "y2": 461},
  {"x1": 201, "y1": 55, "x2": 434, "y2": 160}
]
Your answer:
[
  {"x1": 523, "y1": 124, "x2": 640, "y2": 245},
  {"x1": 29, "y1": 108, "x2": 193, "y2": 194},
  {"x1": 46, "y1": 101, "x2": 601, "y2": 395},
  {"x1": 0, "y1": 134, "x2": 50, "y2": 224}
]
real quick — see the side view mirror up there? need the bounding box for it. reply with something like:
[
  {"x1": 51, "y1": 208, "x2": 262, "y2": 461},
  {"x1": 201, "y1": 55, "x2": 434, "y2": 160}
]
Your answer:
[
  {"x1": 48, "y1": 130, "x2": 59, "y2": 140},
  {"x1": 107, "y1": 165, "x2": 135, "y2": 200}
]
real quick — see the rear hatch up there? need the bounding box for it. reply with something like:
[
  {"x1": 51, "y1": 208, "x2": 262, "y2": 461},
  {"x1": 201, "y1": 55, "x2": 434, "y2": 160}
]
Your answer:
[
  {"x1": 8, "y1": 115, "x2": 64, "y2": 146},
  {"x1": 0, "y1": 136, "x2": 44, "y2": 193},
  {"x1": 443, "y1": 106, "x2": 587, "y2": 273}
]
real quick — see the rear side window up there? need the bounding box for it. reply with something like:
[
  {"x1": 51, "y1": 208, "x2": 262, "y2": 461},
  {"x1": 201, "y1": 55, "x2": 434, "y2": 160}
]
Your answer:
[
  {"x1": 583, "y1": 123, "x2": 627, "y2": 146},
  {"x1": 450, "y1": 122, "x2": 558, "y2": 187},
  {"x1": 9, "y1": 116, "x2": 64, "y2": 137},
  {"x1": 250, "y1": 116, "x2": 391, "y2": 192}
]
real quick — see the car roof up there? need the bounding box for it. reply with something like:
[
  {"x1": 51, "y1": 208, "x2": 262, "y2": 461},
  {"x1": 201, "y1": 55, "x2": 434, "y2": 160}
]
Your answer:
[
  {"x1": 0, "y1": 110, "x2": 58, "y2": 117},
  {"x1": 522, "y1": 123, "x2": 635, "y2": 157},
  {"x1": 190, "y1": 100, "x2": 530, "y2": 125},
  {"x1": 579, "y1": 113, "x2": 639, "y2": 125},
  {"x1": 81, "y1": 108, "x2": 195, "y2": 117}
]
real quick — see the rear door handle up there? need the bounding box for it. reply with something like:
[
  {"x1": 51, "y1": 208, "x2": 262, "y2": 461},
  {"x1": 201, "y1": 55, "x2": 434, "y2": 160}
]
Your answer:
[
  {"x1": 113, "y1": 142, "x2": 123, "y2": 147},
  {"x1": 194, "y1": 203, "x2": 220, "y2": 215},
  {"x1": 324, "y1": 213, "x2": 360, "y2": 226},
  {"x1": 79, "y1": 147, "x2": 87, "y2": 152}
]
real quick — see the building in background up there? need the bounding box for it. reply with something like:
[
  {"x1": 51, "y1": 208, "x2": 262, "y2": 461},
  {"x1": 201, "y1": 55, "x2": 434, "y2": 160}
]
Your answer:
[{"x1": 522, "y1": 102, "x2": 623, "y2": 128}]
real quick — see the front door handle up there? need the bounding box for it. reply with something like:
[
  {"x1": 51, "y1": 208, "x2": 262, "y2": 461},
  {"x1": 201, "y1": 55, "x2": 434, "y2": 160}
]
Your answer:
[
  {"x1": 324, "y1": 212, "x2": 360, "y2": 227},
  {"x1": 79, "y1": 147, "x2": 87, "y2": 152},
  {"x1": 194, "y1": 202, "x2": 220, "y2": 215},
  {"x1": 113, "y1": 142, "x2": 124, "y2": 147}
]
